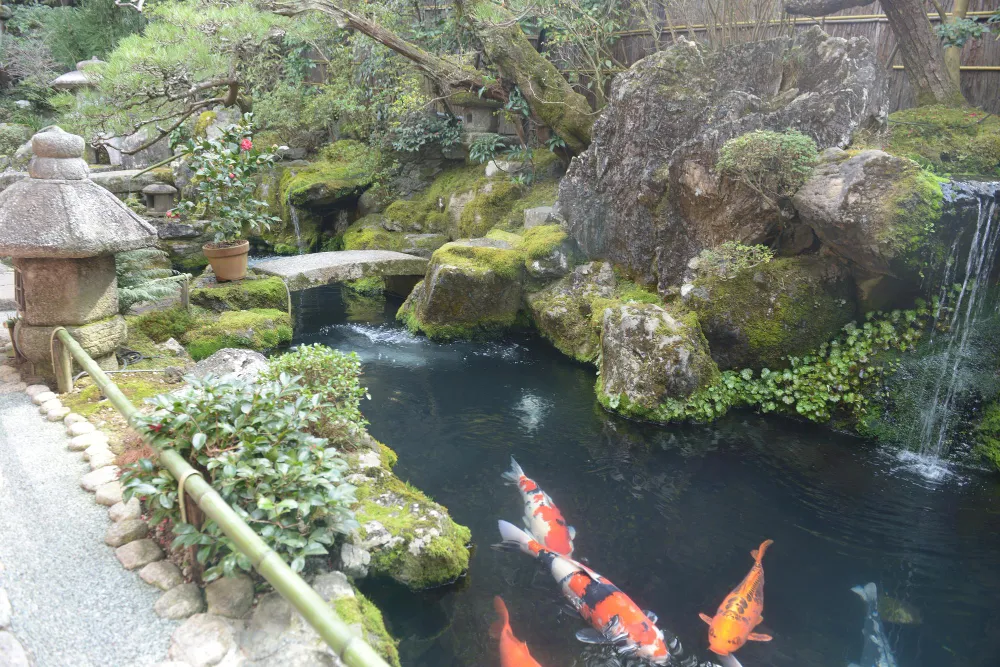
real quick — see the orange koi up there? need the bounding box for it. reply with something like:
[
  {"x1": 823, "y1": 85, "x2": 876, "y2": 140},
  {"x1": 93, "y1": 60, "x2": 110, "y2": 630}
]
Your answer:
[
  {"x1": 699, "y1": 540, "x2": 774, "y2": 665},
  {"x1": 502, "y1": 457, "x2": 576, "y2": 557},
  {"x1": 491, "y1": 596, "x2": 544, "y2": 667},
  {"x1": 498, "y1": 520, "x2": 673, "y2": 664}
]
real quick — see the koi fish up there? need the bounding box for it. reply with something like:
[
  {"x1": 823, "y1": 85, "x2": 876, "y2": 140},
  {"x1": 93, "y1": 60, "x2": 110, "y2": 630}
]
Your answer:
[
  {"x1": 497, "y1": 520, "x2": 674, "y2": 664},
  {"x1": 699, "y1": 539, "x2": 774, "y2": 667},
  {"x1": 502, "y1": 457, "x2": 576, "y2": 557},
  {"x1": 849, "y1": 583, "x2": 899, "y2": 667},
  {"x1": 491, "y1": 596, "x2": 544, "y2": 667}
]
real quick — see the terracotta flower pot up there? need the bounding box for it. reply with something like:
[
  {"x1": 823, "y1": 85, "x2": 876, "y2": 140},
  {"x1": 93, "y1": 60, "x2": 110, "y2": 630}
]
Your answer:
[{"x1": 203, "y1": 240, "x2": 250, "y2": 282}]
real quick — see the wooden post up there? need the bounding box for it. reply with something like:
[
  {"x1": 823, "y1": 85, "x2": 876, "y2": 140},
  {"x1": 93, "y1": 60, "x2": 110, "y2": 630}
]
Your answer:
[
  {"x1": 53, "y1": 338, "x2": 73, "y2": 394},
  {"x1": 180, "y1": 278, "x2": 190, "y2": 311}
]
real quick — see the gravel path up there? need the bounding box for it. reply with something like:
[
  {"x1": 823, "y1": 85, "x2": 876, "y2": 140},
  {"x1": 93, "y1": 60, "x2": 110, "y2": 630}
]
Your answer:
[{"x1": 0, "y1": 390, "x2": 177, "y2": 666}]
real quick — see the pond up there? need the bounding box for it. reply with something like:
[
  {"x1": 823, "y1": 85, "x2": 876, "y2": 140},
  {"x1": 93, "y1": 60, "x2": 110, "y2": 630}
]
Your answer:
[{"x1": 292, "y1": 284, "x2": 1000, "y2": 667}]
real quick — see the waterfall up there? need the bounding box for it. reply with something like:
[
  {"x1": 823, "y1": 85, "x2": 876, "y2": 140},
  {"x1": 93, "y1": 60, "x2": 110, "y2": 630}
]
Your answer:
[
  {"x1": 287, "y1": 199, "x2": 305, "y2": 255},
  {"x1": 912, "y1": 184, "x2": 1000, "y2": 460}
]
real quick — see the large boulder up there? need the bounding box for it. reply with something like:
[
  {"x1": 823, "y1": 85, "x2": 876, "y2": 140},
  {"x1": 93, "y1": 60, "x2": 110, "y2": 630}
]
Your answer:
[
  {"x1": 686, "y1": 256, "x2": 857, "y2": 370},
  {"x1": 526, "y1": 262, "x2": 616, "y2": 364},
  {"x1": 560, "y1": 27, "x2": 888, "y2": 290},
  {"x1": 397, "y1": 239, "x2": 525, "y2": 340},
  {"x1": 597, "y1": 303, "x2": 719, "y2": 420}
]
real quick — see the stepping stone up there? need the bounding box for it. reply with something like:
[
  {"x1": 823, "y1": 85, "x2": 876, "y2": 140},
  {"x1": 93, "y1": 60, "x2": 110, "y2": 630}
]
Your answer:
[
  {"x1": 109, "y1": 497, "x2": 141, "y2": 522},
  {"x1": 84, "y1": 442, "x2": 111, "y2": 461},
  {"x1": 80, "y1": 466, "x2": 118, "y2": 492},
  {"x1": 116, "y1": 539, "x2": 164, "y2": 570},
  {"x1": 46, "y1": 407, "x2": 70, "y2": 422},
  {"x1": 139, "y1": 561, "x2": 184, "y2": 591},
  {"x1": 24, "y1": 385, "x2": 50, "y2": 398},
  {"x1": 205, "y1": 574, "x2": 254, "y2": 619},
  {"x1": 68, "y1": 431, "x2": 106, "y2": 451},
  {"x1": 89, "y1": 450, "x2": 117, "y2": 471},
  {"x1": 167, "y1": 614, "x2": 236, "y2": 665},
  {"x1": 63, "y1": 413, "x2": 87, "y2": 426},
  {"x1": 67, "y1": 421, "x2": 96, "y2": 437},
  {"x1": 31, "y1": 391, "x2": 56, "y2": 406},
  {"x1": 38, "y1": 398, "x2": 62, "y2": 415},
  {"x1": 95, "y1": 481, "x2": 123, "y2": 507},
  {"x1": 155, "y1": 584, "x2": 206, "y2": 620},
  {"x1": 105, "y1": 519, "x2": 149, "y2": 547}
]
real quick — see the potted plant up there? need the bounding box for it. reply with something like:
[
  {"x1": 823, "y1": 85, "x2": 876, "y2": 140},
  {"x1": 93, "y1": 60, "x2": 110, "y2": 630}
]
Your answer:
[{"x1": 170, "y1": 114, "x2": 280, "y2": 282}]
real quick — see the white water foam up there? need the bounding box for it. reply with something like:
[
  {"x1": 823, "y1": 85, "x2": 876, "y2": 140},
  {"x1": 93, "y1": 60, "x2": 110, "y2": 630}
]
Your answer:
[
  {"x1": 893, "y1": 449, "x2": 958, "y2": 485},
  {"x1": 514, "y1": 391, "x2": 552, "y2": 433}
]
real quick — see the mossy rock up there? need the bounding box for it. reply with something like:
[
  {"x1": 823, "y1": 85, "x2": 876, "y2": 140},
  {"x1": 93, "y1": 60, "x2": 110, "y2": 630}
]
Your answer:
[
  {"x1": 343, "y1": 222, "x2": 405, "y2": 252},
  {"x1": 189, "y1": 276, "x2": 289, "y2": 313},
  {"x1": 687, "y1": 256, "x2": 858, "y2": 371},
  {"x1": 184, "y1": 308, "x2": 293, "y2": 361},
  {"x1": 332, "y1": 587, "x2": 401, "y2": 667},
  {"x1": 883, "y1": 105, "x2": 1000, "y2": 178},
  {"x1": 350, "y1": 441, "x2": 471, "y2": 590},
  {"x1": 128, "y1": 307, "x2": 198, "y2": 344},
  {"x1": 978, "y1": 401, "x2": 1000, "y2": 473},
  {"x1": 280, "y1": 140, "x2": 378, "y2": 209},
  {"x1": 397, "y1": 239, "x2": 526, "y2": 340}
]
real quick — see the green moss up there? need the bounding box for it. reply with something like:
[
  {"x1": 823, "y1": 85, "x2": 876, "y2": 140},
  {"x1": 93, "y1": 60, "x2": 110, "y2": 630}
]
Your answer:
[
  {"x1": 884, "y1": 105, "x2": 1000, "y2": 178},
  {"x1": 62, "y1": 375, "x2": 173, "y2": 419},
  {"x1": 458, "y1": 180, "x2": 523, "y2": 238},
  {"x1": 332, "y1": 591, "x2": 401, "y2": 667},
  {"x1": 129, "y1": 307, "x2": 196, "y2": 343},
  {"x1": 484, "y1": 229, "x2": 524, "y2": 247},
  {"x1": 520, "y1": 224, "x2": 566, "y2": 260},
  {"x1": 193, "y1": 111, "x2": 217, "y2": 137},
  {"x1": 171, "y1": 252, "x2": 209, "y2": 275},
  {"x1": 343, "y1": 224, "x2": 404, "y2": 252},
  {"x1": 882, "y1": 165, "x2": 945, "y2": 268},
  {"x1": 184, "y1": 308, "x2": 292, "y2": 361},
  {"x1": 189, "y1": 276, "x2": 288, "y2": 312},
  {"x1": 430, "y1": 242, "x2": 524, "y2": 281},
  {"x1": 344, "y1": 276, "x2": 385, "y2": 296},
  {"x1": 976, "y1": 401, "x2": 1000, "y2": 473},
  {"x1": 505, "y1": 180, "x2": 559, "y2": 229},
  {"x1": 279, "y1": 140, "x2": 377, "y2": 208}
]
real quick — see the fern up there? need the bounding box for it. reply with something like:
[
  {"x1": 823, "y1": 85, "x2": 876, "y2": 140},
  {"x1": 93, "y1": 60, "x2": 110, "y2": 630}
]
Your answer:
[{"x1": 116, "y1": 248, "x2": 187, "y2": 315}]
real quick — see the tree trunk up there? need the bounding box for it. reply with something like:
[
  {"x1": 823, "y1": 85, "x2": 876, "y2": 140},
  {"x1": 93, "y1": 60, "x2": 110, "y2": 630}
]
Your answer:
[
  {"x1": 277, "y1": 0, "x2": 593, "y2": 153},
  {"x1": 942, "y1": 0, "x2": 969, "y2": 88},
  {"x1": 784, "y1": 0, "x2": 965, "y2": 106}
]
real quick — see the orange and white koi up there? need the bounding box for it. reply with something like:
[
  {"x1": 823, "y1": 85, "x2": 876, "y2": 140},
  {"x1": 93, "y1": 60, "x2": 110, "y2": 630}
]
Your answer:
[
  {"x1": 699, "y1": 540, "x2": 774, "y2": 667},
  {"x1": 497, "y1": 520, "x2": 674, "y2": 665},
  {"x1": 502, "y1": 457, "x2": 576, "y2": 557},
  {"x1": 491, "y1": 596, "x2": 544, "y2": 667}
]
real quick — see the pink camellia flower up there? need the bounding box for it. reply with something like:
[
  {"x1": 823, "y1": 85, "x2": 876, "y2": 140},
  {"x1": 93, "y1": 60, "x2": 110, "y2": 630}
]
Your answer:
[
  {"x1": 240, "y1": 138, "x2": 253, "y2": 151},
  {"x1": 165, "y1": 210, "x2": 177, "y2": 219},
  {"x1": 228, "y1": 172, "x2": 236, "y2": 179}
]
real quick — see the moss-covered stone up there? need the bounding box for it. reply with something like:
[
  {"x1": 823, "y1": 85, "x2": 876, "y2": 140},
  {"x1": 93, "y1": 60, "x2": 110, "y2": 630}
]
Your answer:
[
  {"x1": 184, "y1": 308, "x2": 292, "y2": 361},
  {"x1": 332, "y1": 588, "x2": 401, "y2": 667},
  {"x1": 128, "y1": 307, "x2": 198, "y2": 344},
  {"x1": 280, "y1": 140, "x2": 378, "y2": 209},
  {"x1": 343, "y1": 223, "x2": 405, "y2": 252},
  {"x1": 189, "y1": 276, "x2": 288, "y2": 313},
  {"x1": 193, "y1": 111, "x2": 218, "y2": 138},
  {"x1": 687, "y1": 256, "x2": 857, "y2": 370},
  {"x1": 458, "y1": 179, "x2": 523, "y2": 238},
  {"x1": 349, "y1": 440, "x2": 471, "y2": 590},
  {"x1": 978, "y1": 401, "x2": 1000, "y2": 473},
  {"x1": 883, "y1": 105, "x2": 1000, "y2": 178}
]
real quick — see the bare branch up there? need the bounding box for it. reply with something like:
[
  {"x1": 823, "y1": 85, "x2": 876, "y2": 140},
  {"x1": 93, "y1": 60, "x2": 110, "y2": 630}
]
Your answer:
[{"x1": 114, "y1": 0, "x2": 146, "y2": 12}]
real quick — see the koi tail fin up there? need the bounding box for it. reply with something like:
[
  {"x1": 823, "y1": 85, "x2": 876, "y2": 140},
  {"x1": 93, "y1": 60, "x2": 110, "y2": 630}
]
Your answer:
[
  {"x1": 851, "y1": 582, "x2": 878, "y2": 607},
  {"x1": 496, "y1": 519, "x2": 541, "y2": 557},
  {"x1": 502, "y1": 456, "x2": 525, "y2": 485},
  {"x1": 751, "y1": 539, "x2": 774, "y2": 563},
  {"x1": 490, "y1": 596, "x2": 510, "y2": 640}
]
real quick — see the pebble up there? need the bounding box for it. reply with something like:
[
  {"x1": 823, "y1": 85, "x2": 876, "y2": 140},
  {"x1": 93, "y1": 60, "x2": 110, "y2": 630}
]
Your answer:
[
  {"x1": 46, "y1": 407, "x2": 71, "y2": 422},
  {"x1": 89, "y1": 450, "x2": 117, "y2": 471},
  {"x1": 167, "y1": 614, "x2": 236, "y2": 666},
  {"x1": 38, "y1": 398, "x2": 62, "y2": 415},
  {"x1": 105, "y1": 519, "x2": 149, "y2": 548},
  {"x1": 205, "y1": 574, "x2": 254, "y2": 619},
  {"x1": 139, "y1": 561, "x2": 184, "y2": 591},
  {"x1": 68, "y1": 431, "x2": 107, "y2": 451},
  {"x1": 109, "y1": 497, "x2": 141, "y2": 522},
  {"x1": 80, "y1": 466, "x2": 119, "y2": 492},
  {"x1": 154, "y1": 584, "x2": 206, "y2": 620},
  {"x1": 0, "y1": 631, "x2": 30, "y2": 667},
  {"x1": 67, "y1": 421, "x2": 96, "y2": 437},
  {"x1": 31, "y1": 391, "x2": 56, "y2": 406},
  {"x1": 95, "y1": 481, "x2": 123, "y2": 507},
  {"x1": 115, "y1": 539, "x2": 164, "y2": 570},
  {"x1": 83, "y1": 442, "x2": 111, "y2": 461},
  {"x1": 24, "y1": 385, "x2": 50, "y2": 398},
  {"x1": 63, "y1": 413, "x2": 87, "y2": 426}
]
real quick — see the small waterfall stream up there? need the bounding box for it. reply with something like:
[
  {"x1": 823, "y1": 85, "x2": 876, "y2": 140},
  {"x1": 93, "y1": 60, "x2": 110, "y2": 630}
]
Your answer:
[
  {"x1": 913, "y1": 184, "x2": 1000, "y2": 461},
  {"x1": 288, "y1": 203, "x2": 305, "y2": 255}
]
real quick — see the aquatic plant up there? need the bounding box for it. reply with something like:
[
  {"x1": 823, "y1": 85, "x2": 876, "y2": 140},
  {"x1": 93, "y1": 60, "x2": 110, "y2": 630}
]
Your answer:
[{"x1": 123, "y1": 373, "x2": 358, "y2": 580}]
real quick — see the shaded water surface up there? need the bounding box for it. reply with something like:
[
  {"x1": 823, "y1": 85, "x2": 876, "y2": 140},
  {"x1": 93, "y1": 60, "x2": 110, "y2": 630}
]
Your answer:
[{"x1": 293, "y1": 285, "x2": 1000, "y2": 667}]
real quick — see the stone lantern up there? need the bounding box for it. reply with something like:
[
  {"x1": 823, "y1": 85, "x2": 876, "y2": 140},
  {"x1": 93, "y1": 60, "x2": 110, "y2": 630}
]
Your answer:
[
  {"x1": 142, "y1": 182, "x2": 178, "y2": 216},
  {"x1": 49, "y1": 57, "x2": 104, "y2": 92},
  {"x1": 0, "y1": 127, "x2": 157, "y2": 378}
]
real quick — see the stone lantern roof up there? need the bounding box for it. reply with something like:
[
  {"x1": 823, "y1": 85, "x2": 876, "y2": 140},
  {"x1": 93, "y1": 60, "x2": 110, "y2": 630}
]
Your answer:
[
  {"x1": 0, "y1": 128, "x2": 158, "y2": 258},
  {"x1": 50, "y1": 58, "x2": 104, "y2": 91},
  {"x1": 142, "y1": 182, "x2": 178, "y2": 195}
]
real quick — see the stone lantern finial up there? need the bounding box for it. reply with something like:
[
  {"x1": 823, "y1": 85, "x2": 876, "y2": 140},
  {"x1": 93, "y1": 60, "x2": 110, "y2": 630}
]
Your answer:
[{"x1": 0, "y1": 127, "x2": 159, "y2": 379}]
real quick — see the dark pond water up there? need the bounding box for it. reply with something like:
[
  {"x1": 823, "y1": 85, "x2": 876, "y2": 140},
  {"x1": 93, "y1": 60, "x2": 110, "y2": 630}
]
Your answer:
[{"x1": 292, "y1": 284, "x2": 1000, "y2": 667}]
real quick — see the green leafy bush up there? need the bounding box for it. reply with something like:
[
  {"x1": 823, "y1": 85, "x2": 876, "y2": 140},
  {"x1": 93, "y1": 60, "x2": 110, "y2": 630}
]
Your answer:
[
  {"x1": 123, "y1": 373, "x2": 358, "y2": 579},
  {"x1": 390, "y1": 112, "x2": 461, "y2": 153},
  {"x1": 263, "y1": 344, "x2": 370, "y2": 448},
  {"x1": 717, "y1": 129, "x2": 819, "y2": 202},
  {"x1": 696, "y1": 241, "x2": 774, "y2": 280}
]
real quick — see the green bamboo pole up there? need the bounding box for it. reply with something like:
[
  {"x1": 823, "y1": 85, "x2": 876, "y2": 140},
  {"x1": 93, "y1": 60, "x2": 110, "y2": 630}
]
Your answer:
[{"x1": 52, "y1": 328, "x2": 391, "y2": 667}]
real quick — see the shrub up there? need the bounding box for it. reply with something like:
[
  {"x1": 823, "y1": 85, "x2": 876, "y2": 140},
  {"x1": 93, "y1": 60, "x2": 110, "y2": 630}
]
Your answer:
[
  {"x1": 390, "y1": 112, "x2": 461, "y2": 153},
  {"x1": 263, "y1": 344, "x2": 370, "y2": 448},
  {"x1": 717, "y1": 129, "x2": 819, "y2": 202},
  {"x1": 696, "y1": 241, "x2": 774, "y2": 280},
  {"x1": 123, "y1": 374, "x2": 358, "y2": 579}
]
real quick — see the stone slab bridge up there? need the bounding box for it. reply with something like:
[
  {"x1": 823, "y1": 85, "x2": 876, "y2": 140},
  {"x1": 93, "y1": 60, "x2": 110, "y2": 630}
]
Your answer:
[{"x1": 254, "y1": 250, "x2": 428, "y2": 295}]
